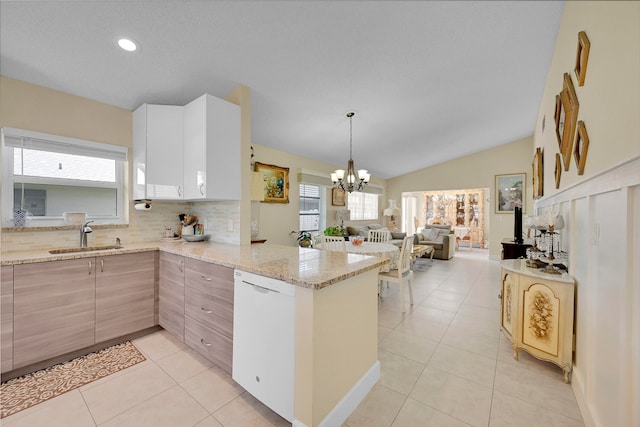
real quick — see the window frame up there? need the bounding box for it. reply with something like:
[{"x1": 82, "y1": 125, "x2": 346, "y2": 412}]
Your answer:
[
  {"x1": 299, "y1": 183, "x2": 325, "y2": 233},
  {"x1": 1, "y1": 127, "x2": 127, "y2": 227},
  {"x1": 347, "y1": 192, "x2": 379, "y2": 221}
]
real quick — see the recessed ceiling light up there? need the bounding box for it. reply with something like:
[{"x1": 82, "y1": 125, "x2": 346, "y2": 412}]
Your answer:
[{"x1": 117, "y1": 38, "x2": 137, "y2": 52}]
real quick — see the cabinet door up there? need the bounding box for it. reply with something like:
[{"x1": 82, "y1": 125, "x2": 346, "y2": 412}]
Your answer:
[
  {"x1": 1, "y1": 266, "x2": 14, "y2": 373},
  {"x1": 159, "y1": 252, "x2": 185, "y2": 340},
  {"x1": 13, "y1": 259, "x2": 96, "y2": 368},
  {"x1": 95, "y1": 252, "x2": 156, "y2": 342},
  {"x1": 517, "y1": 276, "x2": 574, "y2": 367},
  {"x1": 133, "y1": 104, "x2": 184, "y2": 200},
  {"x1": 183, "y1": 94, "x2": 240, "y2": 200}
]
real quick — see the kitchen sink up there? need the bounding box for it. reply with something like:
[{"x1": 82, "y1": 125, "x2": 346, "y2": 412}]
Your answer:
[{"x1": 49, "y1": 245, "x2": 123, "y2": 254}]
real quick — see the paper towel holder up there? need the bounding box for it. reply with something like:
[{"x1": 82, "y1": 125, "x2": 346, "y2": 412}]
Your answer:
[{"x1": 135, "y1": 199, "x2": 152, "y2": 211}]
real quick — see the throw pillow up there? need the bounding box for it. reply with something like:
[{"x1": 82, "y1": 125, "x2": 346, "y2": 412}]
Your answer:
[
  {"x1": 422, "y1": 228, "x2": 438, "y2": 241},
  {"x1": 367, "y1": 224, "x2": 384, "y2": 230},
  {"x1": 391, "y1": 232, "x2": 406, "y2": 239},
  {"x1": 433, "y1": 229, "x2": 449, "y2": 242}
]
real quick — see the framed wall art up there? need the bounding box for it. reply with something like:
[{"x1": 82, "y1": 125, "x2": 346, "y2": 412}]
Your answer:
[
  {"x1": 556, "y1": 73, "x2": 580, "y2": 171},
  {"x1": 574, "y1": 120, "x2": 590, "y2": 175},
  {"x1": 254, "y1": 162, "x2": 289, "y2": 203},
  {"x1": 554, "y1": 153, "x2": 562, "y2": 189},
  {"x1": 574, "y1": 31, "x2": 590, "y2": 86},
  {"x1": 532, "y1": 147, "x2": 543, "y2": 199},
  {"x1": 495, "y1": 173, "x2": 525, "y2": 213},
  {"x1": 331, "y1": 188, "x2": 346, "y2": 206}
]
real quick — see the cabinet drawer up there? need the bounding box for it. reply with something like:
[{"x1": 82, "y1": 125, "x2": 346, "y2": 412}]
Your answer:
[
  {"x1": 185, "y1": 259, "x2": 233, "y2": 303},
  {"x1": 185, "y1": 285, "x2": 232, "y2": 337},
  {"x1": 185, "y1": 316, "x2": 232, "y2": 374}
]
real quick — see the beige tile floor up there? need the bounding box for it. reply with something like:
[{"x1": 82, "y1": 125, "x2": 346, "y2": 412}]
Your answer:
[{"x1": 2, "y1": 249, "x2": 584, "y2": 427}]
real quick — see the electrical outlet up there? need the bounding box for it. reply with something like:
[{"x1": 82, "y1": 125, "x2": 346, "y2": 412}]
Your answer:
[{"x1": 227, "y1": 219, "x2": 234, "y2": 231}]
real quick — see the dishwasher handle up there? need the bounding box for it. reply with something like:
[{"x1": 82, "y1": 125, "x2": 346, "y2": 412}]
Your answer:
[{"x1": 242, "y1": 280, "x2": 280, "y2": 294}]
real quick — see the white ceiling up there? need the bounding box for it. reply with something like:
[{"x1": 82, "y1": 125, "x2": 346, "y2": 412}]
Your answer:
[{"x1": 0, "y1": 1, "x2": 564, "y2": 179}]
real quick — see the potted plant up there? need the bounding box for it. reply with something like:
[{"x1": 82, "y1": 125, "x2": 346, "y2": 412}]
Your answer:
[
  {"x1": 297, "y1": 231, "x2": 312, "y2": 247},
  {"x1": 323, "y1": 225, "x2": 345, "y2": 237}
]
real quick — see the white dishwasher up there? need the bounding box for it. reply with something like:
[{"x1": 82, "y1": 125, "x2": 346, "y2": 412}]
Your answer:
[{"x1": 232, "y1": 269, "x2": 296, "y2": 422}]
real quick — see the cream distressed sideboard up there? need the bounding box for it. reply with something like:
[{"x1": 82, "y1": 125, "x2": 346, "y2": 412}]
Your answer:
[{"x1": 500, "y1": 259, "x2": 576, "y2": 383}]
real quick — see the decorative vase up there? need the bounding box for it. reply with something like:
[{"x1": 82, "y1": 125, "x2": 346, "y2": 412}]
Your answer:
[{"x1": 13, "y1": 209, "x2": 33, "y2": 227}]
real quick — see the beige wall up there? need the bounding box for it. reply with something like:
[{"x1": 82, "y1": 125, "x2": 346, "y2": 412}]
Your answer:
[
  {"x1": 387, "y1": 136, "x2": 534, "y2": 259},
  {"x1": 533, "y1": 2, "x2": 640, "y2": 426},
  {"x1": 294, "y1": 269, "x2": 378, "y2": 426},
  {"x1": 534, "y1": 1, "x2": 640, "y2": 192},
  {"x1": 251, "y1": 143, "x2": 386, "y2": 246},
  {"x1": 0, "y1": 76, "x2": 131, "y2": 148}
]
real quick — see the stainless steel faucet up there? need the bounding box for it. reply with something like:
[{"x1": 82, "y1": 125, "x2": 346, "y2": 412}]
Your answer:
[{"x1": 80, "y1": 220, "x2": 94, "y2": 247}]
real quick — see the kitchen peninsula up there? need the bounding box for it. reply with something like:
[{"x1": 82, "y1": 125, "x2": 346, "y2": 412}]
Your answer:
[{"x1": 1, "y1": 241, "x2": 386, "y2": 427}]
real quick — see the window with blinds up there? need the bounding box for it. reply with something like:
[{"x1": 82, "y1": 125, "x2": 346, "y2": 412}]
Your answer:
[
  {"x1": 348, "y1": 192, "x2": 379, "y2": 221},
  {"x1": 299, "y1": 184, "x2": 321, "y2": 232},
  {"x1": 2, "y1": 127, "x2": 126, "y2": 226}
]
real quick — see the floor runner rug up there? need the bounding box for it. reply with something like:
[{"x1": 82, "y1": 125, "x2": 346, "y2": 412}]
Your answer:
[{"x1": 1, "y1": 341, "x2": 146, "y2": 419}]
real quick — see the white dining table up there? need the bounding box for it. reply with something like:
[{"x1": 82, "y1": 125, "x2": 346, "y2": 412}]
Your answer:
[{"x1": 343, "y1": 241, "x2": 400, "y2": 272}]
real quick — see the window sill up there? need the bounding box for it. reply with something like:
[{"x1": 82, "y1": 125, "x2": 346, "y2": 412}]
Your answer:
[{"x1": 2, "y1": 224, "x2": 128, "y2": 232}]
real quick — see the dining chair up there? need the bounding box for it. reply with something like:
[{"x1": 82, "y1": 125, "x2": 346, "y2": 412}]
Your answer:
[
  {"x1": 368, "y1": 229, "x2": 390, "y2": 243},
  {"x1": 310, "y1": 231, "x2": 323, "y2": 248},
  {"x1": 378, "y1": 235, "x2": 414, "y2": 312},
  {"x1": 320, "y1": 235, "x2": 346, "y2": 252}
]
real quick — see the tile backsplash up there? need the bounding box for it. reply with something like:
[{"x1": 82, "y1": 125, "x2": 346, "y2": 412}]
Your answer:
[{"x1": 1, "y1": 200, "x2": 241, "y2": 254}]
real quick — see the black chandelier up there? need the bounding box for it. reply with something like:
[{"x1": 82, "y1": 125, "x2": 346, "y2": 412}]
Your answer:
[{"x1": 331, "y1": 112, "x2": 370, "y2": 193}]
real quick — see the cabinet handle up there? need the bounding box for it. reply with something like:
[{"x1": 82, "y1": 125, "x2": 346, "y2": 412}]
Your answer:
[
  {"x1": 178, "y1": 259, "x2": 184, "y2": 273},
  {"x1": 201, "y1": 307, "x2": 213, "y2": 314},
  {"x1": 100, "y1": 259, "x2": 104, "y2": 273},
  {"x1": 201, "y1": 276, "x2": 212, "y2": 281},
  {"x1": 200, "y1": 338, "x2": 211, "y2": 347},
  {"x1": 88, "y1": 261, "x2": 92, "y2": 275},
  {"x1": 177, "y1": 186, "x2": 182, "y2": 197},
  {"x1": 199, "y1": 184, "x2": 205, "y2": 195}
]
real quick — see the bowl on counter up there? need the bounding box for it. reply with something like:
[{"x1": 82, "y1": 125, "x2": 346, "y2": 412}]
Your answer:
[
  {"x1": 182, "y1": 234, "x2": 210, "y2": 242},
  {"x1": 63, "y1": 212, "x2": 87, "y2": 226}
]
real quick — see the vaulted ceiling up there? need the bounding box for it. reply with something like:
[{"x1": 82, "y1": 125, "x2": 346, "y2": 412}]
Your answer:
[{"x1": 0, "y1": 1, "x2": 564, "y2": 179}]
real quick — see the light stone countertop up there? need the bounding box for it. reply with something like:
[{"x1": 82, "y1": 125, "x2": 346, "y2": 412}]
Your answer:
[
  {"x1": 500, "y1": 258, "x2": 574, "y2": 284},
  {"x1": 0, "y1": 240, "x2": 388, "y2": 290}
]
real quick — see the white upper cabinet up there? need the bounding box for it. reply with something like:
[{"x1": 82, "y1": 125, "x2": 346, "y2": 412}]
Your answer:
[
  {"x1": 132, "y1": 104, "x2": 184, "y2": 200},
  {"x1": 183, "y1": 94, "x2": 240, "y2": 200},
  {"x1": 132, "y1": 94, "x2": 240, "y2": 201}
]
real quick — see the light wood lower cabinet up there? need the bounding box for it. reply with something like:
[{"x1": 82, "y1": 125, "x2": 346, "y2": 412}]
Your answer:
[
  {"x1": 10, "y1": 251, "x2": 157, "y2": 371},
  {"x1": 500, "y1": 260, "x2": 575, "y2": 383},
  {"x1": 95, "y1": 252, "x2": 156, "y2": 342},
  {"x1": 184, "y1": 258, "x2": 234, "y2": 374},
  {"x1": 13, "y1": 259, "x2": 96, "y2": 369},
  {"x1": 159, "y1": 252, "x2": 185, "y2": 340},
  {"x1": 1, "y1": 266, "x2": 14, "y2": 373}
]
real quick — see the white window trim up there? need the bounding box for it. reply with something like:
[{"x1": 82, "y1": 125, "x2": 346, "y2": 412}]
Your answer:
[
  {"x1": 347, "y1": 192, "x2": 379, "y2": 221},
  {"x1": 1, "y1": 127, "x2": 127, "y2": 227}
]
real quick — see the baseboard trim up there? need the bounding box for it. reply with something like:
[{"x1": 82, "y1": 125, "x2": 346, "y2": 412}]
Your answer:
[
  {"x1": 292, "y1": 360, "x2": 380, "y2": 427},
  {"x1": 571, "y1": 368, "x2": 596, "y2": 427}
]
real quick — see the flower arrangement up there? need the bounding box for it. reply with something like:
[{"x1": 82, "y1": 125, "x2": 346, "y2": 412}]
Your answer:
[{"x1": 350, "y1": 235, "x2": 363, "y2": 246}]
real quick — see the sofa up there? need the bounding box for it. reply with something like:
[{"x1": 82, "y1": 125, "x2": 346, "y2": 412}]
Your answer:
[
  {"x1": 413, "y1": 224, "x2": 455, "y2": 260},
  {"x1": 346, "y1": 223, "x2": 407, "y2": 248}
]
